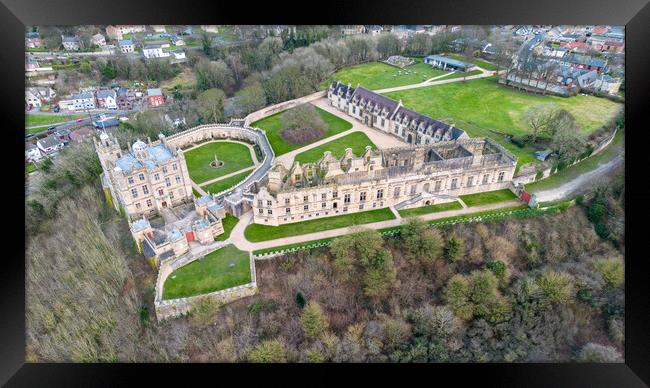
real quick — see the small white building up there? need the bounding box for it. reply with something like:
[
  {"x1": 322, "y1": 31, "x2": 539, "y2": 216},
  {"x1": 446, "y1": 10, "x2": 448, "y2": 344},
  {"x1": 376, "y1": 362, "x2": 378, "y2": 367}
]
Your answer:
[
  {"x1": 92, "y1": 33, "x2": 106, "y2": 47},
  {"x1": 171, "y1": 50, "x2": 186, "y2": 60},
  {"x1": 59, "y1": 91, "x2": 96, "y2": 111},
  {"x1": 143, "y1": 43, "x2": 170, "y2": 59},
  {"x1": 37, "y1": 135, "x2": 66, "y2": 154},
  {"x1": 119, "y1": 39, "x2": 135, "y2": 53},
  {"x1": 26, "y1": 142, "x2": 43, "y2": 162},
  {"x1": 61, "y1": 35, "x2": 81, "y2": 51},
  {"x1": 96, "y1": 89, "x2": 118, "y2": 109},
  {"x1": 200, "y1": 25, "x2": 219, "y2": 34},
  {"x1": 151, "y1": 25, "x2": 167, "y2": 33}
]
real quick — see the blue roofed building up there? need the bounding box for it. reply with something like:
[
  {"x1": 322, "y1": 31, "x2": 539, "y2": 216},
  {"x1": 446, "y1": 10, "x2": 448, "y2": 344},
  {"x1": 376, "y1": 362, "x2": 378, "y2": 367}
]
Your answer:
[{"x1": 424, "y1": 55, "x2": 476, "y2": 72}]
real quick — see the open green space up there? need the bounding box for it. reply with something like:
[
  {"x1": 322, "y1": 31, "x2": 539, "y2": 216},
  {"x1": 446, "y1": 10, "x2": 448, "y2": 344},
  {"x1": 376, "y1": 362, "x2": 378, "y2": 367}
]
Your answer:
[
  {"x1": 322, "y1": 58, "x2": 451, "y2": 90},
  {"x1": 459, "y1": 189, "x2": 519, "y2": 207},
  {"x1": 185, "y1": 141, "x2": 254, "y2": 184},
  {"x1": 526, "y1": 129, "x2": 624, "y2": 193},
  {"x1": 202, "y1": 170, "x2": 252, "y2": 195},
  {"x1": 442, "y1": 69, "x2": 484, "y2": 80},
  {"x1": 162, "y1": 244, "x2": 250, "y2": 300},
  {"x1": 253, "y1": 237, "x2": 334, "y2": 256},
  {"x1": 294, "y1": 132, "x2": 376, "y2": 165},
  {"x1": 244, "y1": 207, "x2": 396, "y2": 242},
  {"x1": 445, "y1": 54, "x2": 499, "y2": 71},
  {"x1": 398, "y1": 200, "x2": 463, "y2": 218},
  {"x1": 384, "y1": 77, "x2": 623, "y2": 169},
  {"x1": 26, "y1": 114, "x2": 86, "y2": 128},
  {"x1": 215, "y1": 214, "x2": 239, "y2": 242},
  {"x1": 251, "y1": 105, "x2": 352, "y2": 156}
]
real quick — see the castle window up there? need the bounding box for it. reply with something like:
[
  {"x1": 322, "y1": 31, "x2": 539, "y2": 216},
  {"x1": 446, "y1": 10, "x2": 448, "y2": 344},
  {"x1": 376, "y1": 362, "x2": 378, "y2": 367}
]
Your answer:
[
  {"x1": 154, "y1": 173, "x2": 160, "y2": 181},
  {"x1": 165, "y1": 177, "x2": 171, "y2": 187},
  {"x1": 423, "y1": 183, "x2": 430, "y2": 192},
  {"x1": 344, "y1": 194, "x2": 351, "y2": 204},
  {"x1": 162, "y1": 166, "x2": 168, "y2": 173},
  {"x1": 360, "y1": 192, "x2": 366, "y2": 201},
  {"x1": 498, "y1": 172, "x2": 505, "y2": 182},
  {"x1": 158, "y1": 189, "x2": 164, "y2": 196},
  {"x1": 304, "y1": 205, "x2": 309, "y2": 211},
  {"x1": 332, "y1": 191, "x2": 338, "y2": 198},
  {"x1": 128, "y1": 177, "x2": 134, "y2": 185},
  {"x1": 467, "y1": 176, "x2": 474, "y2": 186},
  {"x1": 359, "y1": 204, "x2": 364, "y2": 210},
  {"x1": 451, "y1": 178, "x2": 458, "y2": 189},
  {"x1": 303, "y1": 196, "x2": 308, "y2": 203},
  {"x1": 131, "y1": 188, "x2": 138, "y2": 198},
  {"x1": 259, "y1": 209, "x2": 263, "y2": 214},
  {"x1": 295, "y1": 174, "x2": 301, "y2": 181},
  {"x1": 142, "y1": 185, "x2": 149, "y2": 194},
  {"x1": 258, "y1": 200, "x2": 263, "y2": 207},
  {"x1": 146, "y1": 199, "x2": 152, "y2": 207},
  {"x1": 135, "y1": 203, "x2": 141, "y2": 210},
  {"x1": 173, "y1": 163, "x2": 178, "y2": 171},
  {"x1": 434, "y1": 181, "x2": 441, "y2": 191},
  {"x1": 176, "y1": 176, "x2": 181, "y2": 184},
  {"x1": 376, "y1": 189, "x2": 384, "y2": 199},
  {"x1": 322, "y1": 202, "x2": 326, "y2": 208},
  {"x1": 267, "y1": 200, "x2": 272, "y2": 206},
  {"x1": 394, "y1": 187, "x2": 401, "y2": 198},
  {"x1": 170, "y1": 191, "x2": 174, "y2": 199},
  {"x1": 482, "y1": 174, "x2": 490, "y2": 184},
  {"x1": 410, "y1": 185, "x2": 416, "y2": 195},
  {"x1": 138, "y1": 173, "x2": 145, "y2": 181},
  {"x1": 267, "y1": 209, "x2": 272, "y2": 215},
  {"x1": 286, "y1": 208, "x2": 291, "y2": 214},
  {"x1": 285, "y1": 198, "x2": 290, "y2": 205}
]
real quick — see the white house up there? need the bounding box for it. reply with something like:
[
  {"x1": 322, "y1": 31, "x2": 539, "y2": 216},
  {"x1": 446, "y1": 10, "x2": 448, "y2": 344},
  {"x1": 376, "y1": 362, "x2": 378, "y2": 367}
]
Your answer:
[
  {"x1": 59, "y1": 91, "x2": 96, "y2": 111},
  {"x1": 170, "y1": 35, "x2": 185, "y2": 46},
  {"x1": 152, "y1": 25, "x2": 167, "y2": 33},
  {"x1": 61, "y1": 35, "x2": 81, "y2": 50},
  {"x1": 96, "y1": 89, "x2": 118, "y2": 109},
  {"x1": 92, "y1": 33, "x2": 106, "y2": 47},
  {"x1": 37, "y1": 135, "x2": 66, "y2": 154},
  {"x1": 119, "y1": 39, "x2": 135, "y2": 53},
  {"x1": 200, "y1": 25, "x2": 219, "y2": 33},
  {"x1": 143, "y1": 43, "x2": 169, "y2": 58},
  {"x1": 25, "y1": 87, "x2": 56, "y2": 109},
  {"x1": 26, "y1": 142, "x2": 43, "y2": 162},
  {"x1": 171, "y1": 50, "x2": 186, "y2": 60},
  {"x1": 25, "y1": 90, "x2": 41, "y2": 109}
]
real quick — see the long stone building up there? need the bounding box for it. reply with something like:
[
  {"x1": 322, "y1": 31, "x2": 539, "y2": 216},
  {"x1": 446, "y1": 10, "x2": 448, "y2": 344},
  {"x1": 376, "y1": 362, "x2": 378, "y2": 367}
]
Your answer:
[
  {"x1": 328, "y1": 80, "x2": 470, "y2": 145},
  {"x1": 252, "y1": 138, "x2": 517, "y2": 226}
]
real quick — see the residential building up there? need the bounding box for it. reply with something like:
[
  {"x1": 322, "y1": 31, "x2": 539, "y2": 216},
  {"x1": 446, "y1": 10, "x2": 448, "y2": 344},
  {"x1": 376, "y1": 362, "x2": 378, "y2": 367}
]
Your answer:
[
  {"x1": 200, "y1": 25, "x2": 220, "y2": 34},
  {"x1": 92, "y1": 33, "x2": 106, "y2": 47},
  {"x1": 106, "y1": 25, "x2": 124, "y2": 40},
  {"x1": 341, "y1": 25, "x2": 366, "y2": 36},
  {"x1": 151, "y1": 25, "x2": 167, "y2": 33},
  {"x1": 25, "y1": 142, "x2": 43, "y2": 162},
  {"x1": 118, "y1": 39, "x2": 135, "y2": 53},
  {"x1": 96, "y1": 89, "x2": 118, "y2": 109},
  {"x1": 329, "y1": 81, "x2": 469, "y2": 145},
  {"x1": 165, "y1": 112, "x2": 187, "y2": 128},
  {"x1": 37, "y1": 135, "x2": 66, "y2": 154},
  {"x1": 25, "y1": 32, "x2": 43, "y2": 48},
  {"x1": 170, "y1": 35, "x2": 185, "y2": 46},
  {"x1": 25, "y1": 89, "x2": 41, "y2": 109},
  {"x1": 171, "y1": 50, "x2": 186, "y2": 60},
  {"x1": 117, "y1": 87, "x2": 136, "y2": 110},
  {"x1": 252, "y1": 138, "x2": 517, "y2": 227},
  {"x1": 147, "y1": 88, "x2": 164, "y2": 107},
  {"x1": 366, "y1": 25, "x2": 384, "y2": 36},
  {"x1": 143, "y1": 43, "x2": 170, "y2": 58},
  {"x1": 61, "y1": 35, "x2": 81, "y2": 51},
  {"x1": 58, "y1": 91, "x2": 95, "y2": 111}
]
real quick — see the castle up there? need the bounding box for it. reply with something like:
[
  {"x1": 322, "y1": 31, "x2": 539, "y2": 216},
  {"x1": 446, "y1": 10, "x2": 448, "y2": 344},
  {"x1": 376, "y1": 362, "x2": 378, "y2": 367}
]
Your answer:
[{"x1": 95, "y1": 131, "x2": 225, "y2": 265}]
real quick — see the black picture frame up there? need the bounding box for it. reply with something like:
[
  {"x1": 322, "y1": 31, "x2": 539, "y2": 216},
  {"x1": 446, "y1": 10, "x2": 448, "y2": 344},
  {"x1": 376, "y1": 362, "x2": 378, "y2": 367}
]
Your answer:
[{"x1": 2, "y1": 0, "x2": 648, "y2": 386}]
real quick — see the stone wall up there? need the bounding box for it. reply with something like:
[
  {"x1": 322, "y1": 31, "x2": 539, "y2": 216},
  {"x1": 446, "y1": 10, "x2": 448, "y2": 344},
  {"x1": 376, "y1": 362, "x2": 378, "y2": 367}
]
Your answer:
[
  {"x1": 154, "y1": 245, "x2": 258, "y2": 321},
  {"x1": 243, "y1": 90, "x2": 327, "y2": 126}
]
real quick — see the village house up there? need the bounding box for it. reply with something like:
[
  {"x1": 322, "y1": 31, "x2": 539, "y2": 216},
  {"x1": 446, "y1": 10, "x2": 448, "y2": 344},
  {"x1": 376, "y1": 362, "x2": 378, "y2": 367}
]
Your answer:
[
  {"x1": 171, "y1": 50, "x2": 186, "y2": 60},
  {"x1": 143, "y1": 43, "x2": 170, "y2": 58},
  {"x1": 341, "y1": 25, "x2": 367, "y2": 36},
  {"x1": 562, "y1": 54, "x2": 607, "y2": 73},
  {"x1": 96, "y1": 89, "x2": 118, "y2": 109},
  {"x1": 151, "y1": 25, "x2": 167, "y2": 33},
  {"x1": 366, "y1": 25, "x2": 384, "y2": 36},
  {"x1": 170, "y1": 35, "x2": 185, "y2": 46},
  {"x1": 25, "y1": 142, "x2": 43, "y2": 163},
  {"x1": 117, "y1": 87, "x2": 136, "y2": 110},
  {"x1": 147, "y1": 88, "x2": 165, "y2": 107},
  {"x1": 25, "y1": 89, "x2": 41, "y2": 109},
  {"x1": 61, "y1": 35, "x2": 81, "y2": 51},
  {"x1": 25, "y1": 32, "x2": 43, "y2": 48},
  {"x1": 58, "y1": 91, "x2": 96, "y2": 111},
  {"x1": 25, "y1": 87, "x2": 56, "y2": 109},
  {"x1": 118, "y1": 39, "x2": 135, "y2": 53},
  {"x1": 92, "y1": 33, "x2": 106, "y2": 47},
  {"x1": 37, "y1": 135, "x2": 66, "y2": 155},
  {"x1": 200, "y1": 25, "x2": 219, "y2": 34}
]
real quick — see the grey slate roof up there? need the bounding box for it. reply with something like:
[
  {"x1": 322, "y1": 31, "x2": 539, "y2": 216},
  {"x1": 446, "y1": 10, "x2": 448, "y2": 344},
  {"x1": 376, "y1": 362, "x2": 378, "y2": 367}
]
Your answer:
[
  {"x1": 351, "y1": 86, "x2": 399, "y2": 114},
  {"x1": 96, "y1": 89, "x2": 116, "y2": 99}
]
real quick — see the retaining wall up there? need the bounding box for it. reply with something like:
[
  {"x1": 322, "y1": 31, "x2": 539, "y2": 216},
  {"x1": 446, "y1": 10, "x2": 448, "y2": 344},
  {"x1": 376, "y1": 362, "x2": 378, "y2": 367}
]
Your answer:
[{"x1": 243, "y1": 90, "x2": 327, "y2": 126}]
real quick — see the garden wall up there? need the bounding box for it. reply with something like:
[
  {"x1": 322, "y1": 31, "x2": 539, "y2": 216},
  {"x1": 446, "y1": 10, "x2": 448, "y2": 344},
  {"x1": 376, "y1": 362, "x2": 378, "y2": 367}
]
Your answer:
[{"x1": 244, "y1": 90, "x2": 327, "y2": 126}]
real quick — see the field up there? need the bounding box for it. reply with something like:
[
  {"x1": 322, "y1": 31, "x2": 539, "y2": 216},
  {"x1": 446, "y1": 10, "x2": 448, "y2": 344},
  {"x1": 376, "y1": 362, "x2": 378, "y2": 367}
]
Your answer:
[
  {"x1": 459, "y1": 189, "x2": 519, "y2": 207},
  {"x1": 526, "y1": 128, "x2": 624, "y2": 193},
  {"x1": 244, "y1": 208, "x2": 396, "y2": 242},
  {"x1": 251, "y1": 105, "x2": 352, "y2": 155},
  {"x1": 294, "y1": 132, "x2": 376, "y2": 165},
  {"x1": 202, "y1": 170, "x2": 252, "y2": 195},
  {"x1": 162, "y1": 245, "x2": 250, "y2": 300},
  {"x1": 215, "y1": 214, "x2": 239, "y2": 242},
  {"x1": 384, "y1": 77, "x2": 623, "y2": 168},
  {"x1": 323, "y1": 58, "x2": 451, "y2": 90},
  {"x1": 26, "y1": 114, "x2": 86, "y2": 128},
  {"x1": 398, "y1": 201, "x2": 464, "y2": 218},
  {"x1": 160, "y1": 67, "x2": 197, "y2": 92},
  {"x1": 185, "y1": 141, "x2": 254, "y2": 184}
]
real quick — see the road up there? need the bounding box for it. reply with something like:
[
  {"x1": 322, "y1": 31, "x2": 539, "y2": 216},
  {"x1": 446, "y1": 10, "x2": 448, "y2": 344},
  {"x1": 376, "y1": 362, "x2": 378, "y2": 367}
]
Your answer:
[{"x1": 534, "y1": 153, "x2": 624, "y2": 203}]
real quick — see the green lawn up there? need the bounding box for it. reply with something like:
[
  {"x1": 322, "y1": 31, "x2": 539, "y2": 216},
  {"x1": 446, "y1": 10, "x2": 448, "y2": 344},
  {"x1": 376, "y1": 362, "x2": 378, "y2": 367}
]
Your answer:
[
  {"x1": 162, "y1": 245, "x2": 251, "y2": 300},
  {"x1": 526, "y1": 129, "x2": 624, "y2": 193},
  {"x1": 384, "y1": 77, "x2": 623, "y2": 169},
  {"x1": 323, "y1": 58, "x2": 451, "y2": 90},
  {"x1": 442, "y1": 69, "x2": 484, "y2": 79},
  {"x1": 251, "y1": 105, "x2": 352, "y2": 156},
  {"x1": 244, "y1": 207, "x2": 396, "y2": 242},
  {"x1": 202, "y1": 170, "x2": 252, "y2": 195},
  {"x1": 185, "y1": 141, "x2": 254, "y2": 184},
  {"x1": 253, "y1": 237, "x2": 335, "y2": 256},
  {"x1": 26, "y1": 114, "x2": 86, "y2": 128},
  {"x1": 215, "y1": 214, "x2": 239, "y2": 241},
  {"x1": 398, "y1": 200, "x2": 463, "y2": 218},
  {"x1": 460, "y1": 189, "x2": 519, "y2": 207},
  {"x1": 294, "y1": 132, "x2": 376, "y2": 165}
]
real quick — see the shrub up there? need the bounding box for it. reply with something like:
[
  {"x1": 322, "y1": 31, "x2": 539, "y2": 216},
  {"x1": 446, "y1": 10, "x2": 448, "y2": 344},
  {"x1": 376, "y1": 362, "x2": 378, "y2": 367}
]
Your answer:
[
  {"x1": 594, "y1": 258, "x2": 624, "y2": 287},
  {"x1": 190, "y1": 297, "x2": 220, "y2": 326},
  {"x1": 536, "y1": 271, "x2": 574, "y2": 305},
  {"x1": 587, "y1": 202, "x2": 607, "y2": 224},
  {"x1": 575, "y1": 343, "x2": 622, "y2": 362},
  {"x1": 295, "y1": 292, "x2": 306, "y2": 309},
  {"x1": 594, "y1": 222, "x2": 610, "y2": 240},
  {"x1": 486, "y1": 260, "x2": 507, "y2": 280},
  {"x1": 280, "y1": 104, "x2": 326, "y2": 145},
  {"x1": 248, "y1": 338, "x2": 288, "y2": 363}
]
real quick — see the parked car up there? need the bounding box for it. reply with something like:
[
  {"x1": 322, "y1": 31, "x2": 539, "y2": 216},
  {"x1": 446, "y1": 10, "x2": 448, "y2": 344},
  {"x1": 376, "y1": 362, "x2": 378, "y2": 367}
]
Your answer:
[
  {"x1": 76, "y1": 118, "x2": 84, "y2": 123},
  {"x1": 53, "y1": 105, "x2": 60, "y2": 113}
]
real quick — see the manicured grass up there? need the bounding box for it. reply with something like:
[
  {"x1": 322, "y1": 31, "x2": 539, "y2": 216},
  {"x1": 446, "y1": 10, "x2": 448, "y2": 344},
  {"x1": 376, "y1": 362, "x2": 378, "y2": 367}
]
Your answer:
[
  {"x1": 251, "y1": 105, "x2": 352, "y2": 155},
  {"x1": 442, "y1": 69, "x2": 484, "y2": 79},
  {"x1": 398, "y1": 200, "x2": 463, "y2": 218},
  {"x1": 244, "y1": 208, "x2": 396, "y2": 242},
  {"x1": 26, "y1": 114, "x2": 86, "y2": 127},
  {"x1": 215, "y1": 214, "x2": 239, "y2": 241},
  {"x1": 162, "y1": 245, "x2": 251, "y2": 300},
  {"x1": 294, "y1": 132, "x2": 376, "y2": 165},
  {"x1": 526, "y1": 129, "x2": 624, "y2": 193},
  {"x1": 323, "y1": 58, "x2": 450, "y2": 90},
  {"x1": 202, "y1": 170, "x2": 252, "y2": 195},
  {"x1": 384, "y1": 77, "x2": 623, "y2": 169},
  {"x1": 185, "y1": 141, "x2": 254, "y2": 184},
  {"x1": 459, "y1": 189, "x2": 518, "y2": 207},
  {"x1": 253, "y1": 237, "x2": 335, "y2": 256}
]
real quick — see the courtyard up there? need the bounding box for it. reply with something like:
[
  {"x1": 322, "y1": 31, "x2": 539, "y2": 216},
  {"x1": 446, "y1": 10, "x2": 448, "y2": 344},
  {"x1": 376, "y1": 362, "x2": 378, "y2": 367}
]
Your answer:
[
  {"x1": 293, "y1": 131, "x2": 376, "y2": 165},
  {"x1": 184, "y1": 140, "x2": 255, "y2": 184}
]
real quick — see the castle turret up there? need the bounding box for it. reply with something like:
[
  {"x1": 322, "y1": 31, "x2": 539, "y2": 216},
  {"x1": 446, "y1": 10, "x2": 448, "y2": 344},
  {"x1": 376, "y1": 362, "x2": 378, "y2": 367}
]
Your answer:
[{"x1": 94, "y1": 131, "x2": 122, "y2": 172}]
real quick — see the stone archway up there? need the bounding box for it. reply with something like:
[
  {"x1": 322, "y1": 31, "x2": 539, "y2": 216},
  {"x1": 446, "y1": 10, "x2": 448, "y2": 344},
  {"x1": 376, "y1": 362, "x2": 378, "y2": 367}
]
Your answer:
[{"x1": 407, "y1": 134, "x2": 413, "y2": 144}]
